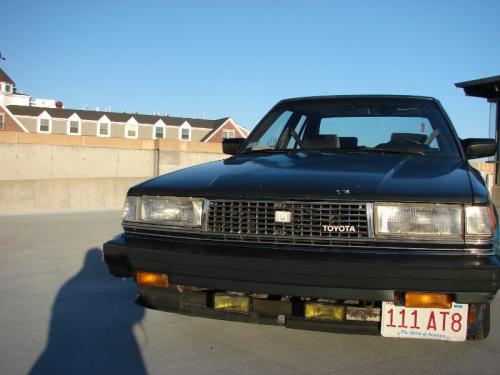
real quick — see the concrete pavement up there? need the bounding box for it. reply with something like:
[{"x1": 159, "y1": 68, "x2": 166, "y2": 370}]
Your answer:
[{"x1": 1, "y1": 211, "x2": 499, "y2": 374}]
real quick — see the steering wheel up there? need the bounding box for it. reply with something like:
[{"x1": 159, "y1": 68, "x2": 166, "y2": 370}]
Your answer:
[{"x1": 377, "y1": 139, "x2": 431, "y2": 150}]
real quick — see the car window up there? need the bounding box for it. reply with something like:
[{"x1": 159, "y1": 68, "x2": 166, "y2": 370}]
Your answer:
[
  {"x1": 243, "y1": 99, "x2": 459, "y2": 156},
  {"x1": 246, "y1": 110, "x2": 293, "y2": 150},
  {"x1": 319, "y1": 117, "x2": 439, "y2": 149}
]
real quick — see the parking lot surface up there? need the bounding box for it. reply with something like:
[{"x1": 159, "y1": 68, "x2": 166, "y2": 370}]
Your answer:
[{"x1": 1, "y1": 211, "x2": 499, "y2": 375}]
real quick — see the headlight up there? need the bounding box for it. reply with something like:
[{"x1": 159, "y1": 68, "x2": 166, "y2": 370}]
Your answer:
[
  {"x1": 123, "y1": 196, "x2": 139, "y2": 221},
  {"x1": 465, "y1": 205, "x2": 495, "y2": 237},
  {"x1": 141, "y1": 196, "x2": 203, "y2": 227},
  {"x1": 375, "y1": 204, "x2": 463, "y2": 239}
]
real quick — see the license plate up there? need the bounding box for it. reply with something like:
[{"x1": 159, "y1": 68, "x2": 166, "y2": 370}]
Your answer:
[{"x1": 381, "y1": 301, "x2": 468, "y2": 341}]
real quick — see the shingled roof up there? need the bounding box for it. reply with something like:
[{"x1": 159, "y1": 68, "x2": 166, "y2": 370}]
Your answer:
[
  {"x1": 0, "y1": 68, "x2": 15, "y2": 85},
  {"x1": 7, "y1": 105, "x2": 230, "y2": 129}
]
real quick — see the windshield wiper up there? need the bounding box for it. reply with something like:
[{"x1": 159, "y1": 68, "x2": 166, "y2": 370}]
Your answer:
[
  {"x1": 243, "y1": 147, "x2": 426, "y2": 156},
  {"x1": 357, "y1": 147, "x2": 426, "y2": 155},
  {"x1": 241, "y1": 148, "x2": 298, "y2": 154},
  {"x1": 305, "y1": 146, "x2": 426, "y2": 156}
]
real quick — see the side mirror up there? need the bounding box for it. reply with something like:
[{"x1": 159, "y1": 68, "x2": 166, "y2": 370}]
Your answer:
[
  {"x1": 461, "y1": 138, "x2": 496, "y2": 159},
  {"x1": 222, "y1": 138, "x2": 246, "y2": 155}
]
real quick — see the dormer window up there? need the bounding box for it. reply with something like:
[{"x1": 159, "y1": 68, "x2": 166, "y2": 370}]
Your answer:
[
  {"x1": 97, "y1": 115, "x2": 111, "y2": 137},
  {"x1": 126, "y1": 125, "x2": 137, "y2": 138},
  {"x1": 69, "y1": 121, "x2": 79, "y2": 134},
  {"x1": 153, "y1": 120, "x2": 166, "y2": 139},
  {"x1": 125, "y1": 118, "x2": 139, "y2": 139},
  {"x1": 99, "y1": 122, "x2": 110, "y2": 136},
  {"x1": 40, "y1": 119, "x2": 50, "y2": 132},
  {"x1": 67, "y1": 114, "x2": 81, "y2": 135},
  {"x1": 179, "y1": 122, "x2": 192, "y2": 141},
  {"x1": 4, "y1": 84, "x2": 11, "y2": 93},
  {"x1": 37, "y1": 112, "x2": 52, "y2": 133},
  {"x1": 155, "y1": 127, "x2": 165, "y2": 138}
]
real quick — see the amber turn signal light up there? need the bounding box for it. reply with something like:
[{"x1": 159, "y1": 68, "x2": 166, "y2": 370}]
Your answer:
[
  {"x1": 404, "y1": 292, "x2": 452, "y2": 309},
  {"x1": 136, "y1": 271, "x2": 169, "y2": 288}
]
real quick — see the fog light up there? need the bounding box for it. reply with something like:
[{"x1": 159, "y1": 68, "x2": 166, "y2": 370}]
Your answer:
[
  {"x1": 304, "y1": 303, "x2": 344, "y2": 321},
  {"x1": 214, "y1": 294, "x2": 251, "y2": 313},
  {"x1": 404, "y1": 292, "x2": 452, "y2": 309},
  {"x1": 136, "y1": 271, "x2": 169, "y2": 288}
]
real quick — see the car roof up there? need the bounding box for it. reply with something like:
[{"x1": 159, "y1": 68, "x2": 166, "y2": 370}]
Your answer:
[{"x1": 277, "y1": 95, "x2": 437, "y2": 105}]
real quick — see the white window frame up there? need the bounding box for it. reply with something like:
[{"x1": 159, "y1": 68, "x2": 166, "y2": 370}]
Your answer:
[
  {"x1": 222, "y1": 129, "x2": 235, "y2": 139},
  {"x1": 4, "y1": 84, "x2": 12, "y2": 93},
  {"x1": 153, "y1": 120, "x2": 166, "y2": 139},
  {"x1": 125, "y1": 117, "x2": 139, "y2": 139},
  {"x1": 0, "y1": 113, "x2": 4, "y2": 130},
  {"x1": 97, "y1": 115, "x2": 111, "y2": 137},
  {"x1": 179, "y1": 121, "x2": 192, "y2": 141},
  {"x1": 37, "y1": 111, "x2": 52, "y2": 133},
  {"x1": 66, "y1": 113, "x2": 82, "y2": 135}
]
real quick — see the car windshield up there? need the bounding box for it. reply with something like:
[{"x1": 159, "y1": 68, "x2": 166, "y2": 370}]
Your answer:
[{"x1": 243, "y1": 97, "x2": 460, "y2": 157}]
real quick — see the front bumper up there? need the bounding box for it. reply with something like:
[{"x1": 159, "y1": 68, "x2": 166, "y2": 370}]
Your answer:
[
  {"x1": 103, "y1": 234, "x2": 500, "y2": 303},
  {"x1": 136, "y1": 285, "x2": 383, "y2": 336}
]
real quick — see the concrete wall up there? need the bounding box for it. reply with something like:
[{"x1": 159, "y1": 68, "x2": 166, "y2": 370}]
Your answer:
[
  {"x1": 0, "y1": 131, "x2": 226, "y2": 213},
  {"x1": 0, "y1": 177, "x2": 144, "y2": 212},
  {"x1": 0, "y1": 143, "x2": 154, "y2": 180},
  {"x1": 158, "y1": 149, "x2": 224, "y2": 174},
  {"x1": 1, "y1": 132, "x2": 496, "y2": 214}
]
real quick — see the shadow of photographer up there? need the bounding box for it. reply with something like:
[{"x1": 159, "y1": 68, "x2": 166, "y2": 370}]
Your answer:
[{"x1": 30, "y1": 248, "x2": 147, "y2": 375}]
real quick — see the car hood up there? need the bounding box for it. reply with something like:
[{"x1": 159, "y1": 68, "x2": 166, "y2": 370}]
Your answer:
[{"x1": 130, "y1": 152, "x2": 480, "y2": 204}]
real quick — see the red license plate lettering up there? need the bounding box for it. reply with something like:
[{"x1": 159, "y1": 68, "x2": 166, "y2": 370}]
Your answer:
[{"x1": 381, "y1": 302, "x2": 468, "y2": 341}]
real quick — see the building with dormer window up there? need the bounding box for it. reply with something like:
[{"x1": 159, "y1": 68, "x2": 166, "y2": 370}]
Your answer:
[{"x1": 0, "y1": 68, "x2": 249, "y2": 142}]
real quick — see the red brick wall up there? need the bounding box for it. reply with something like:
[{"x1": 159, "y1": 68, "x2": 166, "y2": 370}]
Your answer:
[
  {"x1": 205, "y1": 120, "x2": 245, "y2": 143},
  {"x1": 0, "y1": 106, "x2": 25, "y2": 132}
]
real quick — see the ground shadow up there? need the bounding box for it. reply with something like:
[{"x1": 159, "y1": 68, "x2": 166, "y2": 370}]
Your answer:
[{"x1": 29, "y1": 248, "x2": 147, "y2": 375}]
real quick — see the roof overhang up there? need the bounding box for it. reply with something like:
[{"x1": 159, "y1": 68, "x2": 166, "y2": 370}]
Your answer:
[
  {"x1": 0, "y1": 68, "x2": 15, "y2": 85},
  {"x1": 455, "y1": 75, "x2": 500, "y2": 100}
]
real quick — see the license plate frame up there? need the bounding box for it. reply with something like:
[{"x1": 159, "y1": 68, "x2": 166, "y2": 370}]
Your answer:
[{"x1": 381, "y1": 301, "x2": 468, "y2": 341}]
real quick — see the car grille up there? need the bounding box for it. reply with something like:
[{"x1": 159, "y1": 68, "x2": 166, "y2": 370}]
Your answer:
[{"x1": 205, "y1": 200, "x2": 370, "y2": 246}]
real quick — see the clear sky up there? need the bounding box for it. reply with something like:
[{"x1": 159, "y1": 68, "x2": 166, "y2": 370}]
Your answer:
[{"x1": 2, "y1": 0, "x2": 499, "y2": 138}]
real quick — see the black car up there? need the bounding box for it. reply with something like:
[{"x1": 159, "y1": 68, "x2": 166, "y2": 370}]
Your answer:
[{"x1": 104, "y1": 95, "x2": 499, "y2": 341}]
